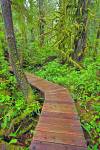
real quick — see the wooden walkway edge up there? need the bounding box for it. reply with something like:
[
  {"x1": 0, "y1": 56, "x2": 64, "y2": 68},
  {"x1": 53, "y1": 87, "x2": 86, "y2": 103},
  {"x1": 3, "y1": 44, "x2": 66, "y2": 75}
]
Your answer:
[{"x1": 26, "y1": 73, "x2": 87, "y2": 150}]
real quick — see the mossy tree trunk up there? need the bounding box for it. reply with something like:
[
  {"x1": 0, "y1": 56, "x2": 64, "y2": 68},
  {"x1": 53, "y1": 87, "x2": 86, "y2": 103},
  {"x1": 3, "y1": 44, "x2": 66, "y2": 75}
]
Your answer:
[
  {"x1": 58, "y1": 0, "x2": 66, "y2": 51},
  {"x1": 1, "y1": 0, "x2": 33, "y2": 103},
  {"x1": 56, "y1": 0, "x2": 67, "y2": 64},
  {"x1": 74, "y1": 0, "x2": 88, "y2": 61},
  {"x1": 38, "y1": 0, "x2": 45, "y2": 47},
  {"x1": 94, "y1": 23, "x2": 100, "y2": 55}
]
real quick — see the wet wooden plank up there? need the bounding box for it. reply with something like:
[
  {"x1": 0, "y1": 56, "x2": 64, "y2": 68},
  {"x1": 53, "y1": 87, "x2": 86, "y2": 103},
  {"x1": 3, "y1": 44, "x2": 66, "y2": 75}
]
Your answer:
[
  {"x1": 33, "y1": 131, "x2": 87, "y2": 147},
  {"x1": 26, "y1": 73, "x2": 43, "y2": 83},
  {"x1": 45, "y1": 98, "x2": 73, "y2": 104},
  {"x1": 36, "y1": 122, "x2": 83, "y2": 135},
  {"x1": 39, "y1": 116, "x2": 81, "y2": 126},
  {"x1": 27, "y1": 77, "x2": 43, "y2": 83},
  {"x1": 30, "y1": 141, "x2": 87, "y2": 150},
  {"x1": 29, "y1": 80, "x2": 63, "y2": 92},
  {"x1": 45, "y1": 91, "x2": 73, "y2": 104},
  {"x1": 41, "y1": 111, "x2": 79, "y2": 120},
  {"x1": 42, "y1": 103, "x2": 77, "y2": 113},
  {"x1": 46, "y1": 87, "x2": 67, "y2": 93}
]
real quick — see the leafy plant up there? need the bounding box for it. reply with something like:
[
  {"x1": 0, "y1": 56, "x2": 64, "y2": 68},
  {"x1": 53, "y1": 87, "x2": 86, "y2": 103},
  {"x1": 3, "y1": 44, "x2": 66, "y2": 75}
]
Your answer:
[{"x1": 0, "y1": 48, "x2": 40, "y2": 149}]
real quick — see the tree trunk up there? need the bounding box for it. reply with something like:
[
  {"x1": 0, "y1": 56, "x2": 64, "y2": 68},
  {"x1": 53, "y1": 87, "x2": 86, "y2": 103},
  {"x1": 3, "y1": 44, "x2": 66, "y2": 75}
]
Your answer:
[
  {"x1": 1, "y1": 0, "x2": 33, "y2": 103},
  {"x1": 56, "y1": 0, "x2": 67, "y2": 63},
  {"x1": 38, "y1": 0, "x2": 45, "y2": 47},
  {"x1": 94, "y1": 23, "x2": 100, "y2": 55},
  {"x1": 74, "y1": 0, "x2": 88, "y2": 61},
  {"x1": 58, "y1": 0, "x2": 66, "y2": 51}
]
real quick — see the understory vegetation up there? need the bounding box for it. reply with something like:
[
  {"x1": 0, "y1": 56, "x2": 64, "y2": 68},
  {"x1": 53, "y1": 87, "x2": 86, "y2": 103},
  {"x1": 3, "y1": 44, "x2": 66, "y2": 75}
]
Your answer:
[
  {"x1": 0, "y1": 49, "x2": 41, "y2": 149},
  {"x1": 0, "y1": 0, "x2": 100, "y2": 150}
]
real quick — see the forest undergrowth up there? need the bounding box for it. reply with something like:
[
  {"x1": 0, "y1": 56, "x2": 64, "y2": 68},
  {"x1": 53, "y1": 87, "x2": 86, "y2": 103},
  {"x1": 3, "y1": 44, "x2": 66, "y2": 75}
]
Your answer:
[{"x1": 0, "y1": 49, "x2": 43, "y2": 149}]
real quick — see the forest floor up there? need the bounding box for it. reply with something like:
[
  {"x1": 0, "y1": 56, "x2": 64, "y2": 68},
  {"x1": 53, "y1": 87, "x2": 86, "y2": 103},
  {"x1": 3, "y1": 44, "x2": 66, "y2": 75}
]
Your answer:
[{"x1": 0, "y1": 55, "x2": 100, "y2": 150}]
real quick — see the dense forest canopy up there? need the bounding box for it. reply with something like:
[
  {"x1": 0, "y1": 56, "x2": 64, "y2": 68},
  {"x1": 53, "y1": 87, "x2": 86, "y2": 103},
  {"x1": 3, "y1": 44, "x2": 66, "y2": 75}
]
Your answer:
[{"x1": 0, "y1": 0, "x2": 100, "y2": 149}]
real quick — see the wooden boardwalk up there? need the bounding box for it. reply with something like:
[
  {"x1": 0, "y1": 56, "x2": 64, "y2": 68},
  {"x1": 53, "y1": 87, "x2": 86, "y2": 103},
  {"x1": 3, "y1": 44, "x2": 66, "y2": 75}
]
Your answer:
[{"x1": 26, "y1": 73, "x2": 87, "y2": 150}]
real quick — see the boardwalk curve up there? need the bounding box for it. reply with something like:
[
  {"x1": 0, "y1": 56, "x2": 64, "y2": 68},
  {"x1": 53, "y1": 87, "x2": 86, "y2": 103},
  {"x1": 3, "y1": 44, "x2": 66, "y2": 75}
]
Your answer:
[{"x1": 26, "y1": 73, "x2": 87, "y2": 150}]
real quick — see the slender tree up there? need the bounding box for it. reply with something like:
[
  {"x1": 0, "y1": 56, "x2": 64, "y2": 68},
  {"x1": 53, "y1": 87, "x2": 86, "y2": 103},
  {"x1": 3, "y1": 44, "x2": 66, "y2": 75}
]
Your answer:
[
  {"x1": 1, "y1": 0, "x2": 33, "y2": 103},
  {"x1": 95, "y1": 23, "x2": 100, "y2": 55},
  {"x1": 38, "y1": 0, "x2": 45, "y2": 47},
  {"x1": 74, "y1": 0, "x2": 88, "y2": 61}
]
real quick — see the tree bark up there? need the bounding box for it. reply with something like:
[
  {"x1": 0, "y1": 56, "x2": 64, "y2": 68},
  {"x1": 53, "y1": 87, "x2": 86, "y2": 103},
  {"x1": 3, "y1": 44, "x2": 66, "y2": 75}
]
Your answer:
[
  {"x1": 56, "y1": 0, "x2": 67, "y2": 63},
  {"x1": 74, "y1": 0, "x2": 88, "y2": 61},
  {"x1": 1, "y1": 0, "x2": 33, "y2": 103},
  {"x1": 95, "y1": 23, "x2": 100, "y2": 55},
  {"x1": 38, "y1": 0, "x2": 45, "y2": 47}
]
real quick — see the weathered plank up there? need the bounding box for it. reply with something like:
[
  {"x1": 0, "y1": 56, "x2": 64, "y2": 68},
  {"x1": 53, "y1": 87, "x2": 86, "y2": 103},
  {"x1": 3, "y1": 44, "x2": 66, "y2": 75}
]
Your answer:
[
  {"x1": 39, "y1": 116, "x2": 81, "y2": 126},
  {"x1": 27, "y1": 79, "x2": 63, "y2": 92},
  {"x1": 36, "y1": 122, "x2": 83, "y2": 135},
  {"x1": 30, "y1": 141, "x2": 87, "y2": 150},
  {"x1": 45, "y1": 90, "x2": 73, "y2": 103},
  {"x1": 42, "y1": 103, "x2": 76, "y2": 113},
  {"x1": 41, "y1": 111, "x2": 79, "y2": 120},
  {"x1": 32, "y1": 131, "x2": 86, "y2": 147}
]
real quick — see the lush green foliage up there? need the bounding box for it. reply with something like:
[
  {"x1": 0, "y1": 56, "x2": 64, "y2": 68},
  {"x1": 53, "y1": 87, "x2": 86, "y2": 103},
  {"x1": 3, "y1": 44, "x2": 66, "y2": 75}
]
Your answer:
[{"x1": 0, "y1": 49, "x2": 40, "y2": 148}]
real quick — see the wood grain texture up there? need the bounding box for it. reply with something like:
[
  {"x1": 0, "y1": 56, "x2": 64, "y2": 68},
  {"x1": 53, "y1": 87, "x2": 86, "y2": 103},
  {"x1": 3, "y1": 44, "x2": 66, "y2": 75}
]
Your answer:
[
  {"x1": 39, "y1": 116, "x2": 81, "y2": 126},
  {"x1": 30, "y1": 141, "x2": 87, "y2": 150},
  {"x1": 33, "y1": 130, "x2": 86, "y2": 147},
  {"x1": 41, "y1": 111, "x2": 79, "y2": 120},
  {"x1": 42, "y1": 103, "x2": 76, "y2": 113}
]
